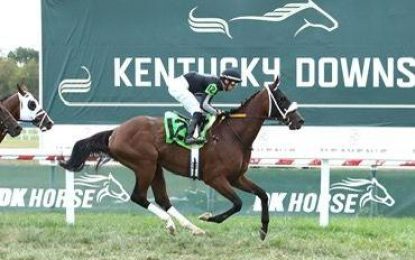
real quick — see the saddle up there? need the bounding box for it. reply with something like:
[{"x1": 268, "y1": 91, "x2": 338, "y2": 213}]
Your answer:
[{"x1": 164, "y1": 111, "x2": 216, "y2": 149}]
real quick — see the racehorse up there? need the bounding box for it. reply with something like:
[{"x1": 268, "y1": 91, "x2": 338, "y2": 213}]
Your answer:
[
  {"x1": 59, "y1": 77, "x2": 304, "y2": 240},
  {"x1": 0, "y1": 103, "x2": 22, "y2": 139},
  {"x1": 0, "y1": 84, "x2": 54, "y2": 143}
]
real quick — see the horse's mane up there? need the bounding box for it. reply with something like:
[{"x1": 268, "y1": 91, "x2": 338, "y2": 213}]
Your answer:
[{"x1": 230, "y1": 91, "x2": 260, "y2": 113}]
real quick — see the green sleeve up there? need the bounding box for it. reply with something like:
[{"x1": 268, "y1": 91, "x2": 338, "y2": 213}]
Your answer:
[{"x1": 205, "y1": 83, "x2": 219, "y2": 96}]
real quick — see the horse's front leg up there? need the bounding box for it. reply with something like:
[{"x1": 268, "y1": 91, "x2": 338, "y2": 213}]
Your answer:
[
  {"x1": 199, "y1": 175, "x2": 242, "y2": 223},
  {"x1": 232, "y1": 175, "x2": 269, "y2": 240}
]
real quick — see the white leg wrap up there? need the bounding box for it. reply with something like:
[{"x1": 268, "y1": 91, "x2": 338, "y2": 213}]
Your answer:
[
  {"x1": 148, "y1": 203, "x2": 176, "y2": 232},
  {"x1": 148, "y1": 203, "x2": 171, "y2": 221},
  {"x1": 167, "y1": 206, "x2": 193, "y2": 227},
  {"x1": 167, "y1": 207, "x2": 205, "y2": 235}
]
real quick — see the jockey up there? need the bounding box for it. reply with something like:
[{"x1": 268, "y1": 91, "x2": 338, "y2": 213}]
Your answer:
[{"x1": 167, "y1": 67, "x2": 242, "y2": 145}]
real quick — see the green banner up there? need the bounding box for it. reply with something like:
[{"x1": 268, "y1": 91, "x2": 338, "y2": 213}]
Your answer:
[
  {"x1": 42, "y1": 0, "x2": 415, "y2": 125},
  {"x1": 0, "y1": 165, "x2": 414, "y2": 217}
]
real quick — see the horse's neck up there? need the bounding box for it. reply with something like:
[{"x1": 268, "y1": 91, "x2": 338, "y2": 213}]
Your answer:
[
  {"x1": 228, "y1": 91, "x2": 268, "y2": 148},
  {"x1": 1, "y1": 94, "x2": 19, "y2": 120}
]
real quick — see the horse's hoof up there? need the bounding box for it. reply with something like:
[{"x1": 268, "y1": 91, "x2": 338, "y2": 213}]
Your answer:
[
  {"x1": 198, "y1": 212, "x2": 212, "y2": 221},
  {"x1": 166, "y1": 221, "x2": 176, "y2": 235},
  {"x1": 259, "y1": 229, "x2": 267, "y2": 240},
  {"x1": 192, "y1": 228, "x2": 206, "y2": 236}
]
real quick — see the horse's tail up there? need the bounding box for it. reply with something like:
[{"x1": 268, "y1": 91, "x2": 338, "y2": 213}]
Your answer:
[{"x1": 59, "y1": 130, "x2": 113, "y2": 172}]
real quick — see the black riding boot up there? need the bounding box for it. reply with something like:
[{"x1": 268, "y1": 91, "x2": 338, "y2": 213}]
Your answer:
[{"x1": 185, "y1": 112, "x2": 204, "y2": 145}]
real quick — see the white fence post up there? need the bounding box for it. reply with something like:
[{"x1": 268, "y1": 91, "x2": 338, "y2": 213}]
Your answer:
[
  {"x1": 65, "y1": 170, "x2": 75, "y2": 225},
  {"x1": 319, "y1": 159, "x2": 330, "y2": 227}
]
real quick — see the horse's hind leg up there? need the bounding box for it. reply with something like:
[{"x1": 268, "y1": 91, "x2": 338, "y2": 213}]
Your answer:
[
  {"x1": 199, "y1": 175, "x2": 242, "y2": 223},
  {"x1": 232, "y1": 175, "x2": 269, "y2": 240},
  {"x1": 130, "y1": 161, "x2": 176, "y2": 235},
  {"x1": 151, "y1": 165, "x2": 205, "y2": 236}
]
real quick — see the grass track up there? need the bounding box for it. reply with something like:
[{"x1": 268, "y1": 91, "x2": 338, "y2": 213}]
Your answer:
[{"x1": 0, "y1": 213, "x2": 414, "y2": 259}]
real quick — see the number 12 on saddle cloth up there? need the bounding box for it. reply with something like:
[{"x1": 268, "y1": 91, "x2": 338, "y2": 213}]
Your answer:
[{"x1": 164, "y1": 111, "x2": 216, "y2": 149}]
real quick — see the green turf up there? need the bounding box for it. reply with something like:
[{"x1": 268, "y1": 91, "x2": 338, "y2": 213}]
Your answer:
[{"x1": 0, "y1": 213, "x2": 413, "y2": 259}]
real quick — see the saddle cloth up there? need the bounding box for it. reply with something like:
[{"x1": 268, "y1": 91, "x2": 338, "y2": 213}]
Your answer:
[{"x1": 164, "y1": 111, "x2": 216, "y2": 149}]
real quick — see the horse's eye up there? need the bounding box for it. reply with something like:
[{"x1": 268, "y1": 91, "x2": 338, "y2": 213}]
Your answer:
[{"x1": 28, "y1": 100, "x2": 37, "y2": 111}]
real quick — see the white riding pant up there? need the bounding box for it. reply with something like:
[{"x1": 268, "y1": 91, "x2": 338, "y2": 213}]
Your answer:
[{"x1": 167, "y1": 76, "x2": 202, "y2": 115}]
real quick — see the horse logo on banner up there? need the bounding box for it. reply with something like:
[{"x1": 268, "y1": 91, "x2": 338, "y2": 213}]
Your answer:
[
  {"x1": 75, "y1": 173, "x2": 130, "y2": 203},
  {"x1": 188, "y1": 0, "x2": 338, "y2": 38},
  {"x1": 330, "y1": 178, "x2": 395, "y2": 208}
]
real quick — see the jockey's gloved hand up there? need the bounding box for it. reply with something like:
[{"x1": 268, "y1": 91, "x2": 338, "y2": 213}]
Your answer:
[{"x1": 217, "y1": 110, "x2": 231, "y2": 118}]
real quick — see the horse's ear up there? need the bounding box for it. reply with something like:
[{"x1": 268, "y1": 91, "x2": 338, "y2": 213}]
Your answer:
[
  {"x1": 269, "y1": 76, "x2": 280, "y2": 91},
  {"x1": 17, "y1": 83, "x2": 27, "y2": 94}
]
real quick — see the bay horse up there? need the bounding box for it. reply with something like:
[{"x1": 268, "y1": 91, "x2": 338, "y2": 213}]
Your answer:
[
  {"x1": 59, "y1": 77, "x2": 304, "y2": 240},
  {"x1": 0, "y1": 84, "x2": 54, "y2": 143},
  {"x1": 0, "y1": 103, "x2": 22, "y2": 139}
]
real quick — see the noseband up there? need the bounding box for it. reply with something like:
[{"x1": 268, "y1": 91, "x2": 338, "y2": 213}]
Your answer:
[
  {"x1": 33, "y1": 110, "x2": 48, "y2": 127},
  {"x1": 19, "y1": 109, "x2": 48, "y2": 127}
]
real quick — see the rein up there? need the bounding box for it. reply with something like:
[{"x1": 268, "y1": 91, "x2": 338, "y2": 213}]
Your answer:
[
  {"x1": 218, "y1": 84, "x2": 299, "y2": 150},
  {"x1": 226, "y1": 113, "x2": 270, "y2": 120},
  {"x1": 0, "y1": 113, "x2": 16, "y2": 132},
  {"x1": 219, "y1": 113, "x2": 267, "y2": 151},
  {"x1": 225, "y1": 85, "x2": 298, "y2": 121},
  {"x1": 224, "y1": 119, "x2": 252, "y2": 151}
]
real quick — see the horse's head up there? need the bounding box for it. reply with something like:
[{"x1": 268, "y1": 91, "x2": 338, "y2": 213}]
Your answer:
[
  {"x1": 228, "y1": 0, "x2": 339, "y2": 38},
  {"x1": 331, "y1": 178, "x2": 395, "y2": 208},
  {"x1": 367, "y1": 178, "x2": 395, "y2": 207},
  {"x1": 17, "y1": 84, "x2": 54, "y2": 131},
  {"x1": 97, "y1": 173, "x2": 130, "y2": 203},
  {"x1": 265, "y1": 77, "x2": 304, "y2": 130},
  {"x1": 0, "y1": 104, "x2": 22, "y2": 137},
  {"x1": 293, "y1": 0, "x2": 339, "y2": 37},
  {"x1": 75, "y1": 173, "x2": 130, "y2": 203}
]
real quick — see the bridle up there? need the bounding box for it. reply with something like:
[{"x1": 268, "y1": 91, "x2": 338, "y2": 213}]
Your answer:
[
  {"x1": 264, "y1": 84, "x2": 298, "y2": 120},
  {"x1": 220, "y1": 85, "x2": 299, "y2": 150},
  {"x1": 28, "y1": 110, "x2": 49, "y2": 127},
  {"x1": 17, "y1": 92, "x2": 50, "y2": 128},
  {"x1": 221, "y1": 85, "x2": 298, "y2": 121}
]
